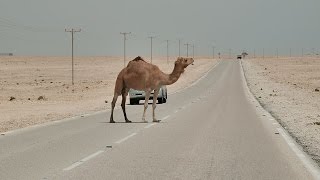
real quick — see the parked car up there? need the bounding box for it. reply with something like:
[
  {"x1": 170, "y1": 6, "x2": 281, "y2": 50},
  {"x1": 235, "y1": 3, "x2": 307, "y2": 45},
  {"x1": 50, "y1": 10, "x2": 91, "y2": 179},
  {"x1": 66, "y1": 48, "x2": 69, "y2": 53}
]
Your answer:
[{"x1": 129, "y1": 86, "x2": 167, "y2": 105}]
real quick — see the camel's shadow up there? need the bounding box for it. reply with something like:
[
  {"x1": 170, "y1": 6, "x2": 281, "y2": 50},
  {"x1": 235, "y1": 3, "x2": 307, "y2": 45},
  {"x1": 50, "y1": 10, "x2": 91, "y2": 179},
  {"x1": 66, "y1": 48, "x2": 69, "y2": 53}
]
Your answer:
[
  {"x1": 127, "y1": 102, "x2": 162, "y2": 106},
  {"x1": 99, "y1": 121, "x2": 165, "y2": 124}
]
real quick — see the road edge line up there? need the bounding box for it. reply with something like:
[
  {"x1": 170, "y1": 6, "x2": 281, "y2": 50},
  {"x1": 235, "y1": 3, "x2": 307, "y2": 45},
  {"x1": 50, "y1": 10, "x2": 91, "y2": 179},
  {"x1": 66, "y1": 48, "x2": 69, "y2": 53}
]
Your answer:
[{"x1": 239, "y1": 59, "x2": 320, "y2": 179}]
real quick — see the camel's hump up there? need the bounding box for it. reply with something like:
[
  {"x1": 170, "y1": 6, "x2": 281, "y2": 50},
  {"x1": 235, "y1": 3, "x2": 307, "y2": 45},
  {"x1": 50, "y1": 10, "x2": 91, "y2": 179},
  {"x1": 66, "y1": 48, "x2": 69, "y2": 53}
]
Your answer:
[{"x1": 132, "y1": 56, "x2": 145, "y2": 62}]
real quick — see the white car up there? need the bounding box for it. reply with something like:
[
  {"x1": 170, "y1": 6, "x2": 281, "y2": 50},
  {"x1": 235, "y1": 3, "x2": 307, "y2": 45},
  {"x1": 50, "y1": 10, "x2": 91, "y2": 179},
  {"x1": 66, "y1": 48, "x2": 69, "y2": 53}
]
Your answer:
[{"x1": 129, "y1": 86, "x2": 168, "y2": 105}]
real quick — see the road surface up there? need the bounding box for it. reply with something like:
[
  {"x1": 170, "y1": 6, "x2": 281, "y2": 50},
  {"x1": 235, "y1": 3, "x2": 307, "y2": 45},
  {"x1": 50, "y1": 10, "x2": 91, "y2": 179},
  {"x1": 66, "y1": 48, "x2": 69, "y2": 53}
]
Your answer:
[{"x1": 0, "y1": 60, "x2": 319, "y2": 180}]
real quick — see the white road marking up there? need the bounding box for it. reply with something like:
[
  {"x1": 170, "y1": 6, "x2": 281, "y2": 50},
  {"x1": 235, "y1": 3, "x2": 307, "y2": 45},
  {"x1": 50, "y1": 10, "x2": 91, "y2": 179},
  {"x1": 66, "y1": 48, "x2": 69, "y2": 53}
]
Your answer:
[
  {"x1": 144, "y1": 124, "x2": 156, "y2": 129},
  {"x1": 115, "y1": 133, "x2": 137, "y2": 144},
  {"x1": 63, "y1": 150, "x2": 104, "y2": 171},
  {"x1": 277, "y1": 128, "x2": 320, "y2": 179},
  {"x1": 2, "y1": 110, "x2": 109, "y2": 137},
  {"x1": 190, "y1": 61, "x2": 221, "y2": 87},
  {"x1": 240, "y1": 60, "x2": 320, "y2": 179},
  {"x1": 162, "y1": 115, "x2": 170, "y2": 120}
]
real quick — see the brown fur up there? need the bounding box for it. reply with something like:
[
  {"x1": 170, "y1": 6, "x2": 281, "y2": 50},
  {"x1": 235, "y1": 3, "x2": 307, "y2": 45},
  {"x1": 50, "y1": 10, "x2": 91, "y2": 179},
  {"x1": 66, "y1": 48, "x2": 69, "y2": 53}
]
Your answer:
[{"x1": 110, "y1": 56, "x2": 194, "y2": 123}]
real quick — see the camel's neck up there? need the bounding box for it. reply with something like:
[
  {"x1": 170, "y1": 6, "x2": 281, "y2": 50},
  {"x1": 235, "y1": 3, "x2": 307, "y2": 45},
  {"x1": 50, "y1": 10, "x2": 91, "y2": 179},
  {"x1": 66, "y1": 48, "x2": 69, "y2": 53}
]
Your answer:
[{"x1": 162, "y1": 64, "x2": 184, "y2": 85}]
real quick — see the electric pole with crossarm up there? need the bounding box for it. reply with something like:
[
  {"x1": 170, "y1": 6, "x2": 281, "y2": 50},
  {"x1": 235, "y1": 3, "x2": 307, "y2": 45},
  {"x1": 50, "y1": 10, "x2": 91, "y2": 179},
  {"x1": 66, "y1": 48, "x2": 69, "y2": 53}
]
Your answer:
[
  {"x1": 148, "y1": 36, "x2": 156, "y2": 63},
  {"x1": 65, "y1": 28, "x2": 81, "y2": 85},
  {"x1": 184, "y1": 43, "x2": 190, "y2": 57},
  {"x1": 120, "y1": 32, "x2": 131, "y2": 67}
]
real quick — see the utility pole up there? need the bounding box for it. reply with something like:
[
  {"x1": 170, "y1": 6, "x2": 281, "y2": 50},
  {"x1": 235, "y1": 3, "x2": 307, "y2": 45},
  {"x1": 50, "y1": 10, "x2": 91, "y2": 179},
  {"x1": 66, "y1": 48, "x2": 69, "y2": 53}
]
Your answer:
[
  {"x1": 166, "y1": 40, "x2": 169, "y2": 64},
  {"x1": 65, "y1": 28, "x2": 81, "y2": 85},
  {"x1": 148, "y1": 36, "x2": 156, "y2": 63},
  {"x1": 254, "y1": 49, "x2": 256, "y2": 58},
  {"x1": 263, "y1": 48, "x2": 265, "y2": 60},
  {"x1": 191, "y1": 44, "x2": 195, "y2": 59},
  {"x1": 212, "y1": 46, "x2": 215, "y2": 59},
  {"x1": 290, "y1": 48, "x2": 292, "y2": 58},
  {"x1": 120, "y1": 32, "x2": 131, "y2": 67},
  {"x1": 302, "y1": 48, "x2": 304, "y2": 57},
  {"x1": 184, "y1": 43, "x2": 190, "y2": 57},
  {"x1": 312, "y1": 48, "x2": 315, "y2": 56},
  {"x1": 178, "y1": 39, "x2": 182, "y2": 57}
]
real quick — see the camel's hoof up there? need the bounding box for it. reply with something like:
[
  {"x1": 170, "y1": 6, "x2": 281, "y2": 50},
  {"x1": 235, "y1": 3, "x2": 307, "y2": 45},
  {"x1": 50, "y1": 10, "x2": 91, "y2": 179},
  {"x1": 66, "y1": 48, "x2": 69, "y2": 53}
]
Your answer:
[
  {"x1": 153, "y1": 120, "x2": 161, "y2": 123},
  {"x1": 125, "y1": 120, "x2": 132, "y2": 123},
  {"x1": 110, "y1": 120, "x2": 115, "y2": 123}
]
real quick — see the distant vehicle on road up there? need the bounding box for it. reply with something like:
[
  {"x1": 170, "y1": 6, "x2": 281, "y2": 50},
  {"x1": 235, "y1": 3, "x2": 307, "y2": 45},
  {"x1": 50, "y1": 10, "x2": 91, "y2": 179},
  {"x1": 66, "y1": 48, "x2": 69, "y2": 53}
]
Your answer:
[
  {"x1": 129, "y1": 86, "x2": 168, "y2": 105},
  {"x1": 237, "y1": 55, "x2": 242, "y2": 59}
]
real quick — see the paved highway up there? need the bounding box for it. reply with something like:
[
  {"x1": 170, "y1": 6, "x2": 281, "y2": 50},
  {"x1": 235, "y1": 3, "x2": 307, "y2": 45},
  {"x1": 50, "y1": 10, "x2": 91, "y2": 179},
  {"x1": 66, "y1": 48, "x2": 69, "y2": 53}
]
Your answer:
[{"x1": 0, "y1": 60, "x2": 319, "y2": 179}]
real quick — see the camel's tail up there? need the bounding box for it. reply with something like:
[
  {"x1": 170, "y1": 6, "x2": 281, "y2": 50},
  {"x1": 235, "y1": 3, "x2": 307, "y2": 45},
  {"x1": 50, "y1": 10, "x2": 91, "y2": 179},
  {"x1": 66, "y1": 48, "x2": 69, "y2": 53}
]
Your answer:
[{"x1": 114, "y1": 70, "x2": 125, "y2": 96}]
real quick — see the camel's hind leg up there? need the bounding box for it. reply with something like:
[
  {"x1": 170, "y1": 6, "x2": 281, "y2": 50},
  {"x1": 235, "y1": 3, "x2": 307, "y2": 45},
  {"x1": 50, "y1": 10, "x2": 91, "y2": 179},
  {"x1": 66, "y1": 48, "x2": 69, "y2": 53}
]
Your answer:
[
  {"x1": 152, "y1": 88, "x2": 160, "y2": 122},
  {"x1": 110, "y1": 93, "x2": 119, "y2": 123},
  {"x1": 121, "y1": 88, "x2": 131, "y2": 123},
  {"x1": 142, "y1": 90, "x2": 151, "y2": 123}
]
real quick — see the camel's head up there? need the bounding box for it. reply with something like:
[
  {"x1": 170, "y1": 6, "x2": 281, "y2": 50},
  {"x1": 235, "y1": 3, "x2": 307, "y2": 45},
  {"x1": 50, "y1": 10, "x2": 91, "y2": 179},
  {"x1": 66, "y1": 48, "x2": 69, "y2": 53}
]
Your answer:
[{"x1": 175, "y1": 57, "x2": 194, "y2": 69}]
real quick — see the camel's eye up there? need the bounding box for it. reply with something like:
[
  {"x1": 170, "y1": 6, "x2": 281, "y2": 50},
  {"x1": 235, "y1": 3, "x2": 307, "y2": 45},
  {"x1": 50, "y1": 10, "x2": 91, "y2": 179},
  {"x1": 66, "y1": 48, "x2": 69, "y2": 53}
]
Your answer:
[{"x1": 184, "y1": 59, "x2": 187, "y2": 62}]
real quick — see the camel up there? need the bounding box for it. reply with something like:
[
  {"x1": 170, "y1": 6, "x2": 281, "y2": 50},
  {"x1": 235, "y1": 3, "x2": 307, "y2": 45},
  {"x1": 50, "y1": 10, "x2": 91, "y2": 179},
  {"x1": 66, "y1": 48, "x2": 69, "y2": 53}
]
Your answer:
[{"x1": 110, "y1": 56, "x2": 194, "y2": 123}]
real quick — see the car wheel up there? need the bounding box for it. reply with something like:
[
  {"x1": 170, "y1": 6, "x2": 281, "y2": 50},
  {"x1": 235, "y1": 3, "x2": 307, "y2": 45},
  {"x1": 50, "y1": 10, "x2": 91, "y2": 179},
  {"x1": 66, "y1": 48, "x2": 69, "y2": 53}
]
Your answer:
[
  {"x1": 158, "y1": 98, "x2": 163, "y2": 104},
  {"x1": 130, "y1": 99, "x2": 138, "y2": 105}
]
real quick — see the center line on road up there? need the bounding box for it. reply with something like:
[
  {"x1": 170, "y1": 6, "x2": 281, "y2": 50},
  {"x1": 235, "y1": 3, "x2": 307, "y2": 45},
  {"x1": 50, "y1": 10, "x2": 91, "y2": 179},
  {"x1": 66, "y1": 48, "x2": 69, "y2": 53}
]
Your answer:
[
  {"x1": 162, "y1": 115, "x2": 170, "y2": 120},
  {"x1": 115, "y1": 133, "x2": 137, "y2": 144},
  {"x1": 63, "y1": 150, "x2": 104, "y2": 171},
  {"x1": 144, "y1": 123, "x2": 156, "y2": 129}
]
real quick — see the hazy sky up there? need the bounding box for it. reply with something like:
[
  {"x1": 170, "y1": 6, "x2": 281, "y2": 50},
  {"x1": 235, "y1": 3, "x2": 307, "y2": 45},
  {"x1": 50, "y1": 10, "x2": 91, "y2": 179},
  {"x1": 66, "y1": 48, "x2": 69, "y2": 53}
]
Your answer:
[{"x1": 0, "y1": 0, "x2": 319, "y2": 56}]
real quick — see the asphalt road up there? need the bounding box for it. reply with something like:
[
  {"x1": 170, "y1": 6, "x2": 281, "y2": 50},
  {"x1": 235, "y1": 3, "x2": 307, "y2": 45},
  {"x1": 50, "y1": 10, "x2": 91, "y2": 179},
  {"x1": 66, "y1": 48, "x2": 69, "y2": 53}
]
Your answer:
[{"x1": 0, "y1": 60, "x2": 319, "y2": 180}]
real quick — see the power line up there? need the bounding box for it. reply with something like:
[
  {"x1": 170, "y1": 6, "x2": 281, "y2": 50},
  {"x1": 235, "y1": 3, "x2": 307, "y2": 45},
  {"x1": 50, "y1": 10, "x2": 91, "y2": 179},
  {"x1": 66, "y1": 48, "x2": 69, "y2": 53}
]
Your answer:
[
  {"x1": 120, "y1": 32, "x2": 131, "y2": 67},
  {"x1": 65, "y1": 28, "x2": 81, "y2": 85},
  {"x1": 0, "y1": 17, "x2": 60, "y2": 32}
]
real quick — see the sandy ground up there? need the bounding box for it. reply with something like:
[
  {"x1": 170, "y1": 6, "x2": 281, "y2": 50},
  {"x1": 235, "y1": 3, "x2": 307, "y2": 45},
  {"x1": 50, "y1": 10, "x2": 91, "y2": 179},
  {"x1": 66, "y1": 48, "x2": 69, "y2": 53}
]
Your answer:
[
  {"x1": 0, "y1": 56, "x2": 217, "y2": 133},
  {"x1": 242, "y1": 57, "x2": 320, "y2": 165}
]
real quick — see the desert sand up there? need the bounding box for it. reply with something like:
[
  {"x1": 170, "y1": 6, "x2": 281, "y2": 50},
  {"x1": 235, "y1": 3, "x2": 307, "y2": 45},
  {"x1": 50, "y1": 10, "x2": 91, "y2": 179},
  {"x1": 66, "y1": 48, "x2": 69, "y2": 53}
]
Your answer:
[
  {"x1": 242, "y1": 57, "x2": 320, "y2": 165},
  {"x1": 0, "y1": 56, "x2": 217, "y2": 133}
]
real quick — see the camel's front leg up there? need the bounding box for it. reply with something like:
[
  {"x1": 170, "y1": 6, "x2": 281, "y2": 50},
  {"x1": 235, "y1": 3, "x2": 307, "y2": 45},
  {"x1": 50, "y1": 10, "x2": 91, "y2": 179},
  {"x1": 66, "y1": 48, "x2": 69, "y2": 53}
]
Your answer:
[
  {"x1": 152, "y1": 88, "x2": 160, "y2": 122},
  {"x1": 110, "y1": 94, "x2": 119, "y2": 123},
  {"x1": 121, "y1": 88, "x2": 131, "y2": 123},
  {"x1": 142, "y1": 91, "x2": 151, "y2": 123}
]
